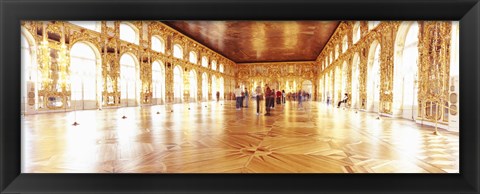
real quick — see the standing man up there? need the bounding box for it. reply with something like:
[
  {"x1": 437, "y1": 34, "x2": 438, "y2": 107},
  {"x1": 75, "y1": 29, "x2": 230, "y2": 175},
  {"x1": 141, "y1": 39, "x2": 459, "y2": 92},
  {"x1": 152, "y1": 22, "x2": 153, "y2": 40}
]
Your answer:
[
  {"x1": 216, "y1": 91, "x2": 220, "y2": 102},
  {"x1": 244, "y1": 88, "x2": 249, "y2": 108},
  {"x1": 264, "y1": 85, "x2": 272, "y2": 116},
  {"x1": 255, "y1": 85, "x2": 262, "y2": 115},
  {"x1": 234, "y1": 86, "x2": 242, "y2": 110},
  {"x1": 282, "y1": 90, "x2": 286, "y2": 104}
]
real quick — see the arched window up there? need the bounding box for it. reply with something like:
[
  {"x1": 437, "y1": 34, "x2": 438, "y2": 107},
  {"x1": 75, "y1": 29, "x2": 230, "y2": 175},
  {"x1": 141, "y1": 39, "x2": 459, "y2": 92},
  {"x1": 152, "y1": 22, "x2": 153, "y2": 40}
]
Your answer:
[
  {"x1": 120, "y1": 53, "x2": 140, "y2": 107},
  {"x1": 393, "y1": 21, "x2": 420, "y2": 120},
  {"x1": 368, "y1": 21, "x2": 380, "y2": 31},
  {"x1": 451, "y1": 21, "x2": 459, "y2": 77},
  {"x1": 69, "y1": 21, "x2": 101, "y2": 32},
  {"x1": 173, "y1": 66, "x2": 183, "y2": 102},
  {"x1": 211, "y1": 75, "x2": 217, "y2": 100},
  {"x1": 341, "y1": 61, "x2": 348, "y2": 99},
  {"x1": 202, "y1": 73, "x2": 209, "y2": 101},
  {"x1": 325, "y1": 73, "x2": 330, "y2": 100},
  {"x1": 152, "y1": 61, "x2": 165, "y2": 104},
  {"x1": 351, "y1": 53, "x2": 361, "y2": 109},
  {"x1": 319, "y1": 77, "x2": 324, "y2": 101},
  {"x1": 352, "y1": 21, "x2": 361, "y2": 44},
  {"x1": 120, "y1": 22, "x2": 139, "y2": 45},
  {"x1": 173, "y1": 44, "x2": 183, "y2": 59},
  {"x1": 189, "y1": 70, "x2": 197, "y2": 101},
  {"x1": 151, "y1": 36, "x2": 165, "y2": 53},
  {"x1": 342, "y1": 35, "x2": 348, "y2": 53},
  {"x1": 201, "y1": 56, "x2": 208, "y2": 68},
  {"x1": 367, "y1": 42, "x2": 381, "y2": 112},
  {"x1": 399, "y1": 24, "x2": 419, "y2": 118},
  {"x1": 334, "y1": 66, "x2": 342, "y2": 102},
  {"x1": 219, "y1": 77, "x2": 224, "y2": 100},
  {"x1": 21, "y1": 34, "x2": 31, "y2": 109},
  {"x1": 70, "y1": 42, "x2": 99, "y2": 110},
  {"x1": 329, "y1": 52, "x2": 333, "y2": 63},
  {"x1": 21, "y1": 30, "x2": 39, "y2": 112},
  {"x1": 189, "y1": 51, "x2": 198, "y2": 64},
  {"x1": 219, "y1": 64, "x2": 224, "y2": 73},
  {"x1": 211, "y1": 60, "x2": 217, "y2": 70},
  {"x1": 449, "y1": 21, "x2": 460, "y2": 130}
]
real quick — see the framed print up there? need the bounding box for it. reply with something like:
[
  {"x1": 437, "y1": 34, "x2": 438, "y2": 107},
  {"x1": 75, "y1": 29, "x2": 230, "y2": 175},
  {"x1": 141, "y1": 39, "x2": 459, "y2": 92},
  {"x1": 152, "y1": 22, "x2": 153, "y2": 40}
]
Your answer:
[{"x1": 1, "y1": 0, "x2": 479, "y2": 193}]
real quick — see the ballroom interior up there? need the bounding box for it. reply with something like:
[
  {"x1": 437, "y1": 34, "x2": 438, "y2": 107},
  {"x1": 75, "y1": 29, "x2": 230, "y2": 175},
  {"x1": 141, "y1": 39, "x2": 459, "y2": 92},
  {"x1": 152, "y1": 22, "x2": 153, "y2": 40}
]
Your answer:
[{"x1": 21, "y1": 21, "x2": 459, "y2": 173}]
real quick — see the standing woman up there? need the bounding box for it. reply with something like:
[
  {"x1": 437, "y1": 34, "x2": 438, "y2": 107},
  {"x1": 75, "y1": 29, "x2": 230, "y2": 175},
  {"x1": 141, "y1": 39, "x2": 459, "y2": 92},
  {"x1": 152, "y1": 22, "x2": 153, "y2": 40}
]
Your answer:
[{"x1": 255, "y1": 85, "x2": 262, "y2": 115}]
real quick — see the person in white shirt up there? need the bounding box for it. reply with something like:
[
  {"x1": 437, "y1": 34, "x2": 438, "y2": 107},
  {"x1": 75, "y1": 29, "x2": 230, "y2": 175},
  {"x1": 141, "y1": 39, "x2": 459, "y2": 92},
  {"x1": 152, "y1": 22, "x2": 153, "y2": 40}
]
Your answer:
[{"x1": 234, "y1": 86, "x2": 242, "y2": 110}]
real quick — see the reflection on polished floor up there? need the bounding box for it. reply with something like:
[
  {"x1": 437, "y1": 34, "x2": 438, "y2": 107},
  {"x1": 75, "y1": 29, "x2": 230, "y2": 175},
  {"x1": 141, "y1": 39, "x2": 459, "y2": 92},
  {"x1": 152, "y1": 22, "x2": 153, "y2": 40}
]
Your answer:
[{"x1": 22, "y1": 100, "x2": 459, "y2": 173}]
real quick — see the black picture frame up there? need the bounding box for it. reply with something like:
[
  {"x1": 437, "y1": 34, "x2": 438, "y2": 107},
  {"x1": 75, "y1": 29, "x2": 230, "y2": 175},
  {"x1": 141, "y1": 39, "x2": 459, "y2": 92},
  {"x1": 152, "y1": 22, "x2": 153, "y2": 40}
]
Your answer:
[{"x1": 1, "y1": 0, "x2": 479, "y2": 193}]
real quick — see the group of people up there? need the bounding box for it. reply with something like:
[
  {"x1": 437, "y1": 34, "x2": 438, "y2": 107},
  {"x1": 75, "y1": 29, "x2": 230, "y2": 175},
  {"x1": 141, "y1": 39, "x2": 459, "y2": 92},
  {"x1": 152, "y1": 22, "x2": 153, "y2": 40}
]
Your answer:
[
  {"x1": 234, "y1": 86, "x2": 250, "y2": 110},
  {"x1": 255, "y1": 85, "x2": 308, "y2": 115},
  {"x1": 260, "y1": 85, "x2": 278, "y2": 116},
  {"x1": 286, "y1": 92, "x2": 311, "y2": 101},
  {"x1": 234, "y1": 84, "x2": 351, "y2": 114}
]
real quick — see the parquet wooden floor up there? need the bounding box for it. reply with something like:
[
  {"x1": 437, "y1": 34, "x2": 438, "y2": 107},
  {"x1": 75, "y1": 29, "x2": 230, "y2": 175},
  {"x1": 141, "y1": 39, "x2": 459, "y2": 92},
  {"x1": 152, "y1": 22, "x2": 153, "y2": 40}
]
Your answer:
[{"x1": 22, "y1": 100, "x2": 459, "y2": 173}]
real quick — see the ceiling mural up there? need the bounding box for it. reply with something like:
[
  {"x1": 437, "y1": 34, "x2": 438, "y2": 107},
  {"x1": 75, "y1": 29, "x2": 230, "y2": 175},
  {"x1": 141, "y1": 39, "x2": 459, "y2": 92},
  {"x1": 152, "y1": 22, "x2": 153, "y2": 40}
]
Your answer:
[{"x1": 164, "y1": 21, "x2": 340, "y2": 63}]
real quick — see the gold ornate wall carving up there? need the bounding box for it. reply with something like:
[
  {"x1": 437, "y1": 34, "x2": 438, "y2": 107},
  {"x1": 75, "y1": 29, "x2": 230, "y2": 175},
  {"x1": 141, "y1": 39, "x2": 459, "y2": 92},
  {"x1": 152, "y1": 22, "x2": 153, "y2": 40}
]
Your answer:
[
  {"x1": 22, "y1": 21, "x2": 236, "y2": 110},
  {"x1": 317, "y1": 21, "x2": 453, "y2": 124},
  {"x1": 418, "y1": 22, "x2": 451, "y2": 122},
  {"x1": 236, "y1": 62, "x2": 317, "y2": 96}
]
